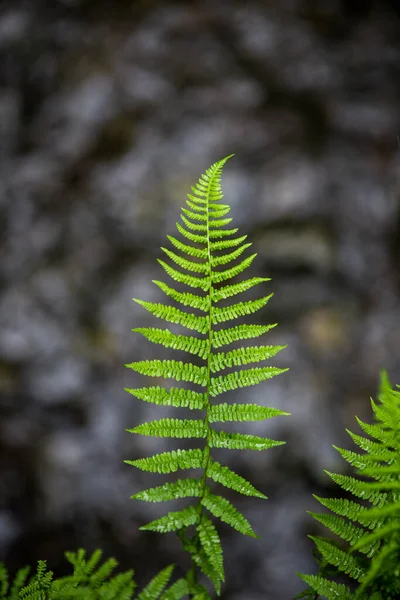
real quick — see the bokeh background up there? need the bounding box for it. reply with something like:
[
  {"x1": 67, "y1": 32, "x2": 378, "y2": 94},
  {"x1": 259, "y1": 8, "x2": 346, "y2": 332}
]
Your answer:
[{"x1": 1, "y1": 0, "x2": 400, "y2": 598}]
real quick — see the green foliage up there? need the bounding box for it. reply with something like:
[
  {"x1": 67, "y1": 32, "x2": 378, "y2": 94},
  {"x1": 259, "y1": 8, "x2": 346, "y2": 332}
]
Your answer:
[
  {"x1": 125, "y1": 155, "x2": 289, "y2": 594},
  {"x1": 0, "y1": 549, "x2": 186, "y2": 600},
  {"x1": 298, "y1": 371, "x2": 400, "y2": 599}
]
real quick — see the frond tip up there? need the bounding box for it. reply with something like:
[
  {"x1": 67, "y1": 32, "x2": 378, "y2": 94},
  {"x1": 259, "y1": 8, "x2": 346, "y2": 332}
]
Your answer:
[{"x1": 126, "y1": 155, "x2": 289, "y2": 595}]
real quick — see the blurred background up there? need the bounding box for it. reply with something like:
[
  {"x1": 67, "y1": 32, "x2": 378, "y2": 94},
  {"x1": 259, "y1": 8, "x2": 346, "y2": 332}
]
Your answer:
[{"x1": 1, "y1": 0, "x2": 400, "y2": 598}]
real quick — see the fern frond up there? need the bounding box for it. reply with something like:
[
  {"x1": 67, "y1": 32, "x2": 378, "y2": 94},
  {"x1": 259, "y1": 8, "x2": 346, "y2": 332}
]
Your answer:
[
  {"x1": 211, "y1": 324, "x2": 277, "y2": 348},
  {"x1": 210, "y1": 345, "x2": 287, "y2": 372},
  {"x1": 160, "y1": 578, "x2": 190, "y2": 600},
  {"x1": 206, "y1": 459, "x2": 267, "y2": 499},
  {"x1": 152, "y1": 281, "x2": 210, "y2": 312},
  {"x1": 211, "y1": 295, "x2": 273, "y2": 324},
  {"x1": 297, "y1": 574, "x2": 353, "y2": 600},
  {"x1": 132, "y1": 478, "x2": 203, "y2": 502},
  {"x1": 176, "y1": 222, "x2": 207, "y2": 244},
  {"x1": 209, "y1": 235, "x2": 248, "y2": 251},
  {"x1": 299, "y1": 371, "x2": 400, "y2": 598},
  {"x1": 132, "y1": 328, "x2": 208, "y2": 358},
  {"x1": 140, "y1": 506, "x2": 199, "y2": 532},
  {"x1": 137, "y1": 565, "x2": 173, "y2": 600},
  {"x1": 209, "y1": 403, "x2": 289, "y2": 423},
  {"x1": 128, "y1": 418, "x2": 207, "y2": 439},
  {"x1": 128, "y1": 156, "x2": 288, "y2": 595},
  {"x1": 212, "y1": 277, "x2": 270, "y2": 301},
  {"x1": 125, "y1": 448, "x2": 204, "y2": 473},
  {"x1": 133, "y1": 299, "x2": 208, "y2": 333},
  {"x1": 211, "y1": 255, "x2": 257, "y2": 284},
  {"x1": 210, "y1": 366, "x2": 288, "y2": 396},
  {"x1": 161, "y1": 248, "x2": 208, "y2": 274},
  {"x1": 210, "y1": 244, "x2": 252, "y2": 267},
  {"x1": 210, "y1": 430, "x2": 284, "y2": 451},
  {"x1": 197, "y1": 517, "x2": 224, "y2": 581},
  {"x1": 125, "y1": 387, "x2": 206, "y2": 410},
  {"x1": 201, "y1": 490, "x2": 258, "y2": 537},
  {"x1": 310, "y1": 536, "x2": 366, "y2": 581},
  {"x1": 167, "y1": 236, "x2": 208, "y2": 259},
  {"x1": 158, "y1": 260, "x2": 209, "y2": 291},
  {"x1": 126, "y1": 360, "x2": 207, "y2": 386}
]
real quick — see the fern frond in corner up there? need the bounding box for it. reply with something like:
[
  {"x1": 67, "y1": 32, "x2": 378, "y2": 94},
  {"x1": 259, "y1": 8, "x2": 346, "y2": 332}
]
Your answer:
[
  {"x1": 0, "y1": 550, "x2": 187, "y2": 600},
  {"x1": 126, "y1": 156, "x2": 289, "y2": 595},
  {"x1": 298, "y1": 371, "x2": 400, "y2": 599}
]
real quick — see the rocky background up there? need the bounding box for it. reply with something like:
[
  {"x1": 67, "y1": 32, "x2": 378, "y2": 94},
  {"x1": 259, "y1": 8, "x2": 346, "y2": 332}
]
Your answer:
[{"x1": 1, "y1": 0, "x2": 400, "y2": 598}]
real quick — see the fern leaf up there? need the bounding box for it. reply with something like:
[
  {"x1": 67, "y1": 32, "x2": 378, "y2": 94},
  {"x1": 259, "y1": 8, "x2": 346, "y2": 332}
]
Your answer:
[
  {"x1": 133, "y1": 299, "x2": 208, "y2": 333},
  {"x1": 313, "y1": 496, "x2": 366, "y2": 522},
  {"x1": 197, "y1": 517, "x2": 224, "y2": 581},
  {"x1": 128, "y1": 418, "x2": 207, "y2": 439},
  {"x1": 132, "y1": 328, "x2": 208, "y2": 359},
  {"x1": 126, "y1": 360, "x2": 207, "y2": 386},
  {"x1": 137, "y1": 565, "x2": 174, "y2": 600},
  {"x1": 310, "y1": 536, "x2": 366, "y2": 581},
  {"x1": 212, "y1": 277, "x2": 270, "y2": 301},
  {"x1": 211, "y1": 295, "x2": 274, "y2": 324},
  {"x1": 160, "y1": 578, "x2": 190, "y2": 600},
  {"x1": 297, "y1": 574, "x2": 353, "y2": 599},
  {"x1": 210, "y1": 430, "x2": 284, "y2": 451},
  {"x1": 206, "y1": 459, "x2": 267, "y2": 499},
  {"x1": 201, "y1": 490, "x2": 258, "y2": 537},
  {"x1": 191, "y1": 550, "x2": 223, "y2": 596},
  {"x1": 161, "y1": 248, "x2": 208, "y2": 274},
  {"x1": 308, "y1": 512, "x2": 367, "y2": 548},
  {"x1": 132, "y1": 478, "x2": 203, "y2": 502},
  {"x1": 210, "y1": 345, "x2": 287, "y2": 372},
  {"x1": 167, "y1": 236, "x2": 208, "y2": 259},
  {"x1": 129, "y1": 156, "x2": 289, "y2": 594},
  {"x1": 324, "y1": 472, "x2": 387, "y2": 505},
  {"x1": 158, "y1": 260, "x2": 209, "y2": 291},
  {"x1": 210, "y1": 244, "x2": 252, "y2": 267},
  {"x1": 209, "y1": 227, "x2": 239, "y2": 239},
  {"x1": 125, "y1": 387, "x2": 206, "y2": 410},
  {"x1": 125, "y1": 449, "x2": 204, "y2": 473},
  {"x1": 210, "y1": 367, "x2": 288, "y2": 396},
  {"x1": 140, "y1": 506, "x2": 199, "y2": 532},
  {"x1": 211, "y1": 254, "x2": 257, "y2": 284},
  {"x1": 176, "y1": 222, "x2": 207, "y2": 244},
  {"x1": 209, "y1": 403, "x2": 289, "y2": 423},
  {"x1": 152, "y1": 281, "x2": 210, "y2": 312},
  {"x1": 211, "y1": 324, "x2": 277, "y2": 348},
  {"x1": 209, "y1": 235, "x2": 248, "y2": 251}
]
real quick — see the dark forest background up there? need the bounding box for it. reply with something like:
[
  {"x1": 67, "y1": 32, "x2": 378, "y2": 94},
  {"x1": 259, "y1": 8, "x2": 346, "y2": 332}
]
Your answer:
[{"x1": 1, "y1": 1, "x2": 400, "y2": 598}]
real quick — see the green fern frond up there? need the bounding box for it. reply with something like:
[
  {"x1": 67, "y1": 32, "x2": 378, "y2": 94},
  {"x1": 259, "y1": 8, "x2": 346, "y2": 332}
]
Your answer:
[
  {"x1": 151, "y1": 281, "x2": 210, "y2": 312},
  {"x1": 210, "y1": 345, "x2": 287, "y2": 372},
  {"x1": 298, "y1": 574, "x2": 353, "y2": 600},
  {"x1": 133, "y1": 299, "x2": 208, "y2": 333},
  {"x1": 208, "y1": 403, "x2": 289, "y2": 423},
  {"x1": 160, "y1": 578, "x2": 190, "y2": 600},
  {"x1": 140, "y1": 506, "x2": 200, "y2": 533},
  {"x1": 212, "y1": 277, "x2": 270, "y2": 301},
  {"x1": 211, "y1": 254, "x2": 257, "y2": 284},
  {"x1": 201, "y1": 490, "x2": 258, "y2": 538},
  {"x1": 126, "y1": 360, "x2": 207, "y2": 386},
  {"x1": 210, "y1": 430, "x2": 284, "y2": 451},
  {"x1": 128, "y1": 418, "x2": 207, "y2": 439},
  {"x1": 127, "y1": 156, "x2": 288, "y2": 594},
  {"x1": 137, "y1": 565, "x2": 174, "y2": 600},
  {"x1": 209, "y1": 367, "x2": 288, "y2": 396},
  {"x1": 125, "y1": 387, "x2": 206, "y2": 410},
  {"x1": 211, "y1": 295, "x2": 274, "y2": 324},
  {"x1": 299, "y1": 370, "x2": 400, "y2": 598},
  {"x1": 197, "y1": 517, "x2": 224, "y2": 581},
  {"x1": 211, "y1": 324, "x2": 277, "y2": 348},
  {"x1": 206, "y1": 460, "x2": 267, "y2": 499},
  {"x1": 132, "y1": 478, "x2": 203, "y2": 502},
  {"x1": 125, "y1": 448, "x2": 205, "y2": 473}
]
